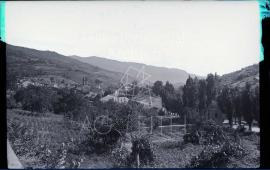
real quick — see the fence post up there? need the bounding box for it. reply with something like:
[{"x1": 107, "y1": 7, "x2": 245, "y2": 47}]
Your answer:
[
  {"x1": 170, "y1": 116, "x2": 173, "y2": 134},
  {"x1": 160, "y1": 116, "x2": 163, "y2": 135},
  {"x1": 184, "y1": 114, "x2": 187, "y2": 134},
  {"x1": 150, "y1": 116, "x2": 153, "y2": 134},
  {"x1": 137, "y1": 153, "x2": 140, "y2": 168}
]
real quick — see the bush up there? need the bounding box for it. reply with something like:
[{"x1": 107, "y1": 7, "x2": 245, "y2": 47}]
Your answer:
[
  {"x1": 188, "y1": 141, "x2": 245, "y2": 168},
  {"x1": 82, "y1": 127, "x2": 121, "y2": 154},
  {"x1": 188, "y1": 145, "x2": 228, "y2": 168},
  {"x1": 111, "y1": 145, "x2": 131, "y2": 167},
  {"x1": 183, "y1": 131, "x2": 200, "y2": 145},
  {"x1": 37, "y1": 142, "x2": 83, "y2": 168},
  {"x1": 185, "y1": 120, "x2": 226, "y2": 145},
  {"x1": 7, "y1": 95, "x2": 18, "y2": 109},
  {"x1": 236, "y1": 125, "x2": 246, "y2": 133},
  {"x1": 126, "y1": 136, "x2": 155, "y2": 167},
  {"x1": 201, "y1": 120, "x2": 226, "y2": 145}
]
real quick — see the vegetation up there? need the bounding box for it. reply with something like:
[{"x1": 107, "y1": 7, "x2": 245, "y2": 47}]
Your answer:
[
  {"x1": 6, "y1": 45, "x2": 259, "y2": 168},
  {"x1": 14, "y1": 85, "x2": 57, "y2": 113},
  {"x1": 127, "y1": 136, "x2": 155, "y2": 167},
  {"x1": 152, "y1": 80, "x2": 183, "y2": 113}
]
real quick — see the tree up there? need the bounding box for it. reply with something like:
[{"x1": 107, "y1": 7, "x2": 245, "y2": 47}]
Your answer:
[
  {"x1": 198, "y1": 80, "x2": 207, "y2": 120},
  {"x1": 52, "y1": 88, "x2": 87, "y2": 116},
  {"x1": 14, "y1": 85, "x2": 56, "y2": 113},
  {"x1": 164, "y1": 81, "x2": 175, "y2": 94},
  {"x1": 95, "y1": 79, "x2": 102, "y2": 87},
  {"x1": 50, "y1": 77, "x2": 55, "y2": 83},
  {"x1": 6, "y1": 71, "x2": 18, "y2": 90},
  {"x1": 183, "y1": 76, "x2": 198, "y2": 108},
  {"x1": 241, "y1": 83, "x2": 253, "y2": 131},
  {"x1": 232, "y1": 87, "x2": 242, "y2": 125},
  {"x1": 252, "y1": 86, "x2": 260, "y2": 126},
  {"x1": 152, "y1": 81, "x2": 163, "y2": 96},
  {"x1": 182, "y1": 76, "x2": 199, "y2": 123},
  {"x1": 217, "y1": 86, "x2": 234, "y2": 127},
  {"x1": 206, "y1": 74, "x2": 217, "y2": 119}
]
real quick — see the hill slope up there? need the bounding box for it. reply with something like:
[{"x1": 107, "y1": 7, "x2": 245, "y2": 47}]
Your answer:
[
  {"x1": 6, "y1": 44, "x2": 122, "y2": 88},
  {"x1": 69, "y1": 56, "x2": 198, "y2": 86},
  {"x1": 219, "y1": 64, "x2": 259, "y2": 90}
]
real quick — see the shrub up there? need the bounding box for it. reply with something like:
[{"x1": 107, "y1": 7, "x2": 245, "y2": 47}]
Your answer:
[
  {"x1": 183, "y1": 131, "x2": 200, "y2": 145},
  {"x1": 126, "y1": 136, "x2": 155, "y2": 167},
  {"x1": 185, "y1": 120, "x2": 226, "y2": 145},
  {"x1": 221, "y1": 141, "x2": 245, "y2": 158},
  {"x1": 37, "y1": 142, "x2": 83, "y2": 168},
  {"x1": 236, "y1": 125, "x2": 246, "y2": 133},
  {"x1": 188, "y1": 141, "x2": 245, "y2": 168},
  {"x1": 188, "y1": 145, "x2": 228, "y2": 168},
  {"x1": 82, "y1": 127, "x2": 121, "y2": 154},
  {"x1": 111, "y1": 145, "x2": 131, "y2": 167},
  {"x1": 201, "y1": 120, "x2": 226, "y2": 145},
  {"x1": 7, "y1": 95, "x2": 18, "y2": 109}
]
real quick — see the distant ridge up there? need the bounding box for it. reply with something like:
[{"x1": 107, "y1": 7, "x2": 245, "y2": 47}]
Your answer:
[
  {"x1": 6, "y1": 44, "x2": 123, "y2": 88},
  {"x1": 69, "y1": 55, "x2": 200, "y2": 87}
]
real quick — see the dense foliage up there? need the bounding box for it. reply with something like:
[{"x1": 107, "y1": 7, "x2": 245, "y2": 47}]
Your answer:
[
  {"x1": 186, "y1": 120, "x2": 245, "y2": 168},
  {"x1": 14, "y1": 85, "x2": 57, "y2": 113},
  {"x1": 126, "y1": 136, "x2": 155, "y2": 167},
  {"x1": 217, "y1": 83, "x2": 259, "y2": 130}
]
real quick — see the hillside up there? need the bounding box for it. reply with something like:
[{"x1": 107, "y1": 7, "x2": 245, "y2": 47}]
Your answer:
[
  {"x1": 6, "y1": 44, "x2": 123, "y2": 88},
  {"x1": 219, "y1": 64, "x2": 259, "y2": 90},
  {"x1": 69, "y1": 56, "x2": 199, "y2": 86}
]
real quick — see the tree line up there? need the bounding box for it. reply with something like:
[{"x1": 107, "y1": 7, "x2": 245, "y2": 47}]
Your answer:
[
  {"x1": 8, "y1": 72, "x2": 259, "y2": 131},
  {"x1": 152, "y1": 73, "x2": 259, "y2": 130}
]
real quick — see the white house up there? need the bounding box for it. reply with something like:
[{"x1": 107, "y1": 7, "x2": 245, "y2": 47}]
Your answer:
[{"x1": 100, "y1": 95, "x2": 129, "y2": 104}]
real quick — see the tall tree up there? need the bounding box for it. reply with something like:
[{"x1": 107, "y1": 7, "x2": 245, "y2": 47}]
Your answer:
[
  {"x1": 95, "y1": 79, "x2": 102, "y2": 89},
  {"x1": 182, "y1": 76, "x2": 199, "y2": 122},
  {"x1": 198, "y1": 79, "x2": 207, "y2": 120},
  {"x1": 232, "y1": 87, "x2": 242, "y2": 125},
  {"x1": 152, "y1": 81, "x2": 164, "y2": 96},
  {"x1": 206, "y1": 73, "x2": 217, "y2": 119},
  {"x1": 241, "y1": 83, "x2": 254, "y2": 130},
  {"x1": 252, "y1": 86, "x2": 260, "y2": 126},
  {"x1": 164, "y1": 81, "x2": 175, "y2": 94},
  {"x1": 217, "y1": 86, "x2": 234, "y2": 127},
  {"x1": 241, "y1": 83, "x2": 254, "y2": 131},
  {"x1": 183, "y1": 76, "x2": 198, "y2": 108}
]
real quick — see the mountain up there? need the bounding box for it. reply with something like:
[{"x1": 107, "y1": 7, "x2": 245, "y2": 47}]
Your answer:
[
  {"x1": 6, "y1": 43, "x2": 258, "y2": 91},
  {"x1": 6, "y1": 44, "x2": 123, "y2": 88},
  {"x1": 218, "y1": 64, "x2": 259, "y2": 90},
  {"x1": 69, "y1": 56, "x2": 198, "y2": 86}
]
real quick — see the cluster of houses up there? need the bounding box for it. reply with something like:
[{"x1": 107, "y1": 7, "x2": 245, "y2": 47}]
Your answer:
[
  {"x1": 100, "y1": 86, "x2": 164, "y2": 111},
  {"x1": 17, "y1": 76, "x2": 179, "y2": 116},
  {"x1": 17, "y1": 76, "x2": 78, "y2": 89}
]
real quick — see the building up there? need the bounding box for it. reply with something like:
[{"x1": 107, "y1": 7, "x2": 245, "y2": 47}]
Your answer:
[{"x1": 100, "y1": 95, "x2": 129, "y2": 104}]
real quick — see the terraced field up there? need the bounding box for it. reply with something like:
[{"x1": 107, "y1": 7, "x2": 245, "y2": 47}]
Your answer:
[{"x1": 7, "y1": 109, "x2": 86, "y2": 168}]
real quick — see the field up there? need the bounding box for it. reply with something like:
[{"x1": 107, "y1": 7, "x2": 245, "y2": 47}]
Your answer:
[{"x1": 7, "y1": 109, "x2": 260, "y2": 168}]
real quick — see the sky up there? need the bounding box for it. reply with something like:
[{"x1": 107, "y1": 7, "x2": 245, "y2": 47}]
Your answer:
[{"x1": 5, "y1": 1, "x2": 261, "y2": 76}]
